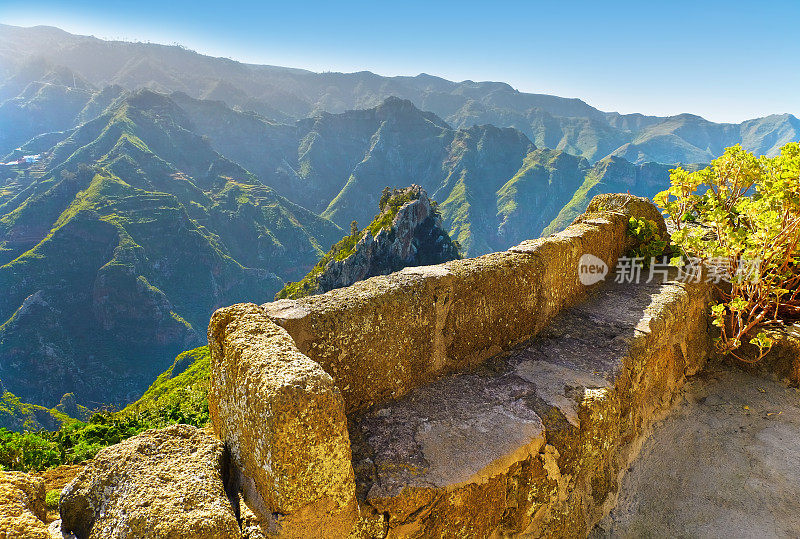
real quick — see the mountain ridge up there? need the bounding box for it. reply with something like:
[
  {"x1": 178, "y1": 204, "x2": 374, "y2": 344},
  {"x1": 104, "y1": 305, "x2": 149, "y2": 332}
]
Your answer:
[{"x1": 1, "y1": 24, "x2": 797, "y2": 165}]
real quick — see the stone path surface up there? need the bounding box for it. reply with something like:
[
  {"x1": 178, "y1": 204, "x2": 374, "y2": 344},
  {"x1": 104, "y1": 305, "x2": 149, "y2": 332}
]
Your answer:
[
  {"x1": 348, "y1": 280, "x2": 663, "y2": 503},
  {"x1": 345, "y1": 276, "x2": 713, "y2": 535},
  {"x1": 594, "y1": 366, "x2": 800, "y2": 538}
]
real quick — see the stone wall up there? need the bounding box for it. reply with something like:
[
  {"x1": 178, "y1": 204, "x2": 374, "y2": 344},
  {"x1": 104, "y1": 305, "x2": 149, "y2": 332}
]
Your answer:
[
  {"x1": 207, "y1": 304, "x2": 357, "y2": 537},
  {"x1": 728, "y1": 323, "x2": 800, "y2": 386},
  {"x1": 206, "y1": 194, "x2": 704, "y2": 537},
  {"x1": 344, "y1": 276, "x2": 712, "y2": 536},
  {"x1": 260, "y1": 194, "x2": 663, "y2": 414}
]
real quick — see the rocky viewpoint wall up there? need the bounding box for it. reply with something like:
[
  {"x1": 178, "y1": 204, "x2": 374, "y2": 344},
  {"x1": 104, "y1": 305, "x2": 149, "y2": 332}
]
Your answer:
[
  {"x1": 257, "y1": 194, "x2": 665, "y2": 414},
  {"x1": 206, "y1": 194, "x2": 699, "y2": 537}
]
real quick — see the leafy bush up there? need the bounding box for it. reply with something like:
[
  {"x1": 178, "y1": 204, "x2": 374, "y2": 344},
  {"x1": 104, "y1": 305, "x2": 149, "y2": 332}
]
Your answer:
[
  {"x1": 626, "y1": 217, "x2": 668, "y2": 265},
  {"x1": 0, "y1": 429, "x2": 61, "y2": 471},
  {"x1": 655, "y1": 143, "x2": 800, "y2": 360}
]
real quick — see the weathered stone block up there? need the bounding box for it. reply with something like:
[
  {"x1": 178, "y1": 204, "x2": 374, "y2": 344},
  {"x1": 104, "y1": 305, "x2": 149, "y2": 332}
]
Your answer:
[
  {"x1": 263, "y1": 266, "x2": 453, "y2": 412},
  {"x1": 59, "y1": 424, "x2": 239, "y2": 539},
  {"x1": 208, "y1": 303, "x2": 356, "y2": 537},
  {"x1": 442, "y1": 251, "x2": 546, "y2": 367},
  {"x1": 0, "y1": 470, "x2": 49, "y2": 539},
  {"x1": 349, "y1": 368, "x2": 548, "y2": 538},
  {"x1": 262, "y1": 204, "x2": 640, "y2": 416},
  {"x1": 585, "y1": 192, "x2": 669, "y2": 240}
]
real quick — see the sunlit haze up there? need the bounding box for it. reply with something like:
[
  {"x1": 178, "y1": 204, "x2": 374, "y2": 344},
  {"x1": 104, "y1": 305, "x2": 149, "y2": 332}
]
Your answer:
[{"x1": 3, "y1": 0, "x2": 798, "y2": 122}]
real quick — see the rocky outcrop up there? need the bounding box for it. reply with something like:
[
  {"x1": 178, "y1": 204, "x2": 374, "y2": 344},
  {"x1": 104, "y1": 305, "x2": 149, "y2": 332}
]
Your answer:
[
  {"x1": 58, "y1": 424, "x2": 240, "y2": 539},
  {"x1": 54, "y1": 393, "x2": 90, "y2": 422},
  {"x1": 277, "y1": 185, "x2": 460, "y2": 299},
  {"x1": 317, "y1": 186, "x2": 459, "y2": 293},
  {"x1": 584, "y1": 192, "x2": 668, "y2": 239},
  {"x1": 0, "y1": 470, "x2": 49, "y2": 539}
]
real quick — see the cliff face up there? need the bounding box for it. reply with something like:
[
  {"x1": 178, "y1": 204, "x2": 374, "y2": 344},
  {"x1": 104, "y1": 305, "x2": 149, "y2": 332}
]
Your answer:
[
  {"x1": 278, "y1": 186, "x2": 461, "y2": 299},
  {"x1": 319, "y1": 187, "x2": 459, "y2": 292}
]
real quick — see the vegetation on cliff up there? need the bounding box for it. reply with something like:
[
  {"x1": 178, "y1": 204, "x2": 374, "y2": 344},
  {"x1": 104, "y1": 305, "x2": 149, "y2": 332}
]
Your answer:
[
  {"x1": 657, "y1": 143, "x2": 800, "y2": 360},
  {"x1": 276, "y1": 186, "x2": 461, "y2": 299},
  {"x1": 1, "y1": 390, "x2": 66, "y2": 433},
  {"x1": 0, "y1": 346, "x2": 210, "y2": 471}
]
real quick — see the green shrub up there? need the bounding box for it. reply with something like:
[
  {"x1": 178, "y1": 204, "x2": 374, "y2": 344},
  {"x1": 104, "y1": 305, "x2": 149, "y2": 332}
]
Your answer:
[
  {"x1": 0, "y1": 347, "x2": 211, "y2": 471},
  {"x1": 0, "y1": 428, "x2": 61, "y2": 471},
  {"x1": 655, "y1": 142, "x2": 800, "y2": 360},
  {"x1": 626, "y1": 217, "x2": 668, "y2": 265},
  {"x1": 45, "y1": 489, "x2": 60, "y2": 510}
]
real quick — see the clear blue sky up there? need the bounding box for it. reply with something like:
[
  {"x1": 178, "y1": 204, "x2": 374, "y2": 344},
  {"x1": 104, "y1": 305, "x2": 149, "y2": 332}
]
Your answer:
[{"x1": 2, "y1": 0, "x2": 798, "y2": 123}]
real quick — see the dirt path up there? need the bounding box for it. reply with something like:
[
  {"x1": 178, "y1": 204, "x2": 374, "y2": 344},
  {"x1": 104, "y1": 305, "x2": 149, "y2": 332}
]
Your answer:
[{"x1": 594, "y1": 366, "x2": 800, "y2": 538}]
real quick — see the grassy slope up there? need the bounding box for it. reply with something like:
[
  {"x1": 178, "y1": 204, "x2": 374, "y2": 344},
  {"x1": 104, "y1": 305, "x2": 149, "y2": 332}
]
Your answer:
[
  {"x1": 542, "y1": 168, "x2": 606, "y2": 236},
  {"x1": 0, "y1": 90, "x2": 341, "y2": 408},
  {"x1": 495, "y1": 148, "x2": 589, "y2": 241},
  {"x1": 121, "y1": 346, "x2": 210, "y2": 417},
  {"x1": 541, "y1": 157, "x2": 699, "y2": 236}
]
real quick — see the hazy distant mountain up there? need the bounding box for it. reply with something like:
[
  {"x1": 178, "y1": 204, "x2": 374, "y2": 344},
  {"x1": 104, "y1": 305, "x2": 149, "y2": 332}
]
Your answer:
[
  {"x1": 172, "y1": 93, "x2": 591, "y2": 255},
  {"x1": 1, "y1": 24, "x2": 796, "y2": 165}
]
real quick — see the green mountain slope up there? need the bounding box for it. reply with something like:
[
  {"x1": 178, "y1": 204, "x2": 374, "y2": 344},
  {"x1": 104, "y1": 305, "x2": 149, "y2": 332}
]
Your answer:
[
  {"x1": 0, "y1": 42, "x2": 763, "y2": 415},
  {"x1": 0, "y1": 89, "x2": 341, "y2": 408},
  {"x1": 496, "y1": 149, "x2": 590, "y2": 244},
  {"x1": 0, "y1": 61, "x2": 103, "y2": 157},
  {"x1": 121, "y1": 346, "x2": 210, "y2": 417},
  {"x1": 0, "y1": 383, "x2": 81, "y2": 432},
  {"x1": 542, "y1": 157, "x2": 703, "y2": 235}
]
